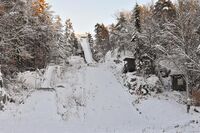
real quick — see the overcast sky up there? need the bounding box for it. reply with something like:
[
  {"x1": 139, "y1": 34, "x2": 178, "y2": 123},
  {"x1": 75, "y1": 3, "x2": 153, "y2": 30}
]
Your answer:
[{"x1": 46, "y1": 0, "x2": 154, "y2": 33}]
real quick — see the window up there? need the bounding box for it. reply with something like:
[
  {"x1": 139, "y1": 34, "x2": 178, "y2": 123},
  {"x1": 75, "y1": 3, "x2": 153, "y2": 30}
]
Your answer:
[{"x1": 177, "y1": 78, "x2": 184, "y2": 85}]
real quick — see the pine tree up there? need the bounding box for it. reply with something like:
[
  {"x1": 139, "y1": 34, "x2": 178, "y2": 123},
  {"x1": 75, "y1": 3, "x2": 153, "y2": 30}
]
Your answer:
[
  {"x1": 94, "y1": 23, "x2": 110, "y2": 48},
  {"x1": 153, "y1": 0, "x2": 176, "y2": 22},
  {"x1": 87, "y1": 33, "x2": 94, "y2": 48},
  {"x1": 0, "y1": 0, "x2": 58, "y2": 75},
  {"x1": 134, "y1": 3, "x2": 141, "y2": 33},
  {"x1": 94, "y1": 23, "x2": 110, "y2": 61},
  {"x1": 65, "y1": 19, "x2": 73, "y2": 38},
  {"x1": 32, "y1": 0, "x2": 48, "y2": 16},
  {"x1": 65, "y1": 19, "x2": 79, "y2": 55},
  {"x1": 116, "y1": 12, "x2": 126, "y2": 27},
  {"x1": 109, "y1": 11, "x2": 135, "y2": 54},
  {"x1": 49, "y1": 15, "x2": 64, "y2": 63}
]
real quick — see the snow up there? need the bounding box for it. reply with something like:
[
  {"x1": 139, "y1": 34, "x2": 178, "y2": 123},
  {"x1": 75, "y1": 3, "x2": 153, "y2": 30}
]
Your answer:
[
  {"x1": 163, "y1": 6, "x2": 169, "y2": 10},
  {"x1": 0, "y1": 91, "x2": 65, "y2": 133},
  {"x1": 0, "y1": 57, "x2": 200, "y2": 132},
  {"x1": 77, "y1": 65, "x2": 140, "y2": 132},
  {"x1": 41, "y1": 65, "x2": 63, "y2": 89},
  {"x1": 79, "y1": 37, "x2": 94, "y2": 64},
  {"x1": 0, "y1": 71, "x2": 2, "y2": 80},
  {"x1": 18, "y1": 71, "x2": 42, "y2": 89},
  {"x1": 197, "y1": 44, "x2": 200, "y2": 53},
  {"x1": 146, "y1": 75, "x2": 159, "y2": 87}
]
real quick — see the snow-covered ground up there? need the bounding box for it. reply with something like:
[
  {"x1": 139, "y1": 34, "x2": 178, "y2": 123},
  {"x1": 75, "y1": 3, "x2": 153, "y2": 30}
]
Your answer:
[{"x1": 0, "y1": 57, "x2": 200, "y2": 133}]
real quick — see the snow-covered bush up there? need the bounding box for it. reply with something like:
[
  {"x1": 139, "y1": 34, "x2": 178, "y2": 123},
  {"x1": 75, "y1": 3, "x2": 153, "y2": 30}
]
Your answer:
[
  {"x1": 124, "y1": 73, "x2": 162, "y2": 95},
  {"x1": 0, "y1": 87, "x2": 15, "y2": 106},
  {"x1": 18, "y1": 70, "x2": 43, "y2": 90}
]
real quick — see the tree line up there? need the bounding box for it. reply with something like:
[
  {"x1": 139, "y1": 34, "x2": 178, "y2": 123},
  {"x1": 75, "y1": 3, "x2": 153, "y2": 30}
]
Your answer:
[
  {"x1": 93, "y1": 0, "x2": 200, "y2": 90},
  {"x1": 0, "y1": 0, "x2": 80, "y2": 79}
]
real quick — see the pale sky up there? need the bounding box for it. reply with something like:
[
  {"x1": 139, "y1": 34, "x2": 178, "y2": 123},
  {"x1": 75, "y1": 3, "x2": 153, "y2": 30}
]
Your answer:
[{"x1": 46, "y1": 0, "x2": 153, "y2": 33}]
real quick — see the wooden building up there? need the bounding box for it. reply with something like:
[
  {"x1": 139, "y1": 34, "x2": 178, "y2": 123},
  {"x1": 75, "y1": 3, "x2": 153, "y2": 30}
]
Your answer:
[
  {"x1": 123, "y1": 58, "x2": 136, "y2": 73},
  {"x1": 159, "y1": 59, "x2": 186, "y2": 91}
]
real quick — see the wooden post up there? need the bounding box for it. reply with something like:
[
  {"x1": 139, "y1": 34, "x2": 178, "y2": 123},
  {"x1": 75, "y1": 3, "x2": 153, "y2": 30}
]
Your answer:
[
  {"x1": 186, "y1": 73, "x2": 191, "y2": 113},
  {"x1": 0, "y1": 65, "x2": 3, "y2": 88}
]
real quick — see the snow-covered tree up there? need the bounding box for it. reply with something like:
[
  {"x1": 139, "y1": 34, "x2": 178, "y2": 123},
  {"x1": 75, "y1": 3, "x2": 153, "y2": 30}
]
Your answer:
[
  {"x1": 32, "y1": 0, "x2": 48, "y2": 16},
  {"x1": 94, "y1": 23, "x2": 110, "y2": 61},
  {"x1": 87, "y1": 33, "x2": 94, "y2": 48},
  {"x1": 134, "y1": 3, "x2": 141, "y2": 33},
  {"x1": 109, "y1": 11, "x2": 134, "y2": 55},
  {"x1": 0, "y1": 0, "x2": 60, "y2": 76},
  {"x1": 64, "y1": 19, "x2": 79, "y2": 55},
  {"x1": 134, "y1": 0, "x2": 200, "y2": 88},
  {"x1": 153, "y1": 0, "x2": 176, "y2": 23}
]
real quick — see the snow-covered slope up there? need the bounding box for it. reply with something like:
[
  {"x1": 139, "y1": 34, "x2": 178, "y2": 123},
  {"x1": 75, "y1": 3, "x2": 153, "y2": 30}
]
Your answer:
[
  {"x1": 0, "y1": 59, "x2": 199, "y2": 133},
  {"x1": 0, "y1": 91, "x2": 66, "y2": 133},
  {"x1": 79, "y1": 37, "x2": 94, "y2": 64}
]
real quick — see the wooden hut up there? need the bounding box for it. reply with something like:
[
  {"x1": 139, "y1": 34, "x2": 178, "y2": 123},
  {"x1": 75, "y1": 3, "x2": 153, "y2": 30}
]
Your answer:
[
  {"x1": 123, "y1": 58, "x2": 136, "y2": 73},
  {"x1": 159, "y1": 59, "x2": 186, "y2": 91}
]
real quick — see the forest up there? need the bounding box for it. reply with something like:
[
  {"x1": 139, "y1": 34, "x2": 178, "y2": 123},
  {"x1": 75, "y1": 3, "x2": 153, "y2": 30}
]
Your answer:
[{"x1": 0, "y1": 0, "x2": 200, "y2": 132}]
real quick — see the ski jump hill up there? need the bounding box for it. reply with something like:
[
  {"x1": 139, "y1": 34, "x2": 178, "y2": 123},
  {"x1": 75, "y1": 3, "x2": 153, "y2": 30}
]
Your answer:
[
  {"x1": 77, "y1": 34, "x2": 94, "y2": 64},
  {"x1": 41, "y1": 33, "x2": 94, "y2": 89}
]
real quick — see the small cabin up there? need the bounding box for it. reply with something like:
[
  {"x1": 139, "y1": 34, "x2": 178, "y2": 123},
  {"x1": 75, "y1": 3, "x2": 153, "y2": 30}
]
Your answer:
[
  {"x1": 123, "y1": 58, "x2": 136, "y2": 73},
  {"x1": 159, "y1": 59, "x2": 187, "y2": 91}
]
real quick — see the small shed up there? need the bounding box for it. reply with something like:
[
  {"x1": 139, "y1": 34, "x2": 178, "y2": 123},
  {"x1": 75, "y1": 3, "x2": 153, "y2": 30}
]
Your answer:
[
  {"x1": 159, "y1": 59, "x2": 187, "y2": 91},
  {"x1": 123, "y1": 58, "x2": 136, "y2": 73}
]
